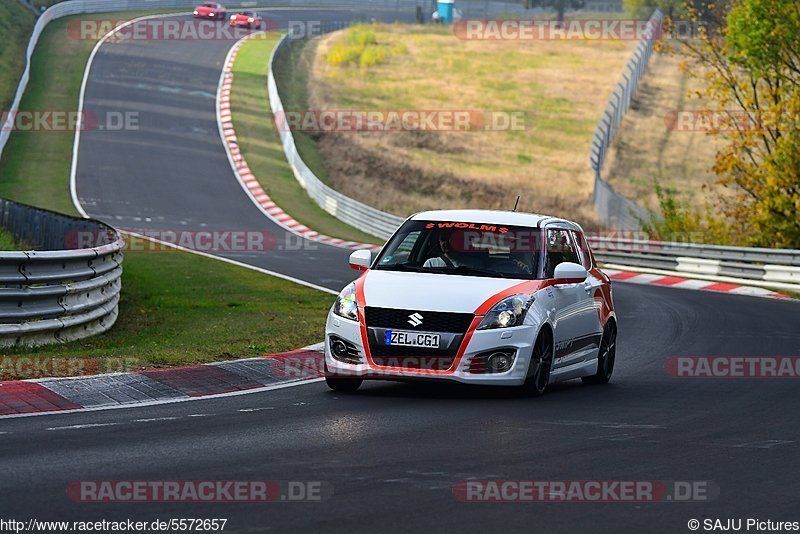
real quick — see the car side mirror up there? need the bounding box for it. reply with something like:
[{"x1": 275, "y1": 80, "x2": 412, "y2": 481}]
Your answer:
[
  {"x1": 553, "y1": 262, "x2": 587, "y2": 284},
  {"x1": 349, "y1": 249, "x2": 372, "y2": 271}
]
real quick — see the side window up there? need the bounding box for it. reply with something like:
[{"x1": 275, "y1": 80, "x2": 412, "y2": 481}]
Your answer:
[
  {"x1": 571, "y1": 230, "x2": 593, "y2": 269},
  {"x1": 545, "y1": 229, "x2": 580, "y2": 277},
  {"x1": 379, "y1": 231, "x2": 420, "y2": 265}
]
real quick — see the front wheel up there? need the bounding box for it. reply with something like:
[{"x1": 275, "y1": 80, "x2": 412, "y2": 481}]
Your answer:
[
  {"x1": 520, "y1": 329, "x2": 553, "y2": 397},
  {"x1": 325, "y1": 376, "x2": 363, "y2": 392},
  {"x1": 582, "y1": 322, "x2": 616, "y2": 385}
]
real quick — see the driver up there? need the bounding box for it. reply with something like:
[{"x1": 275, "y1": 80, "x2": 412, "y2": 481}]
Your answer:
[{"x1": 423, "y1": 230, "x2": 464, "y2": 268}]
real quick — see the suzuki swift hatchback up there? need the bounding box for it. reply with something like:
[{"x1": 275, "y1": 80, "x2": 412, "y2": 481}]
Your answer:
[{"x1": 325, "y1": 210, "x2": 617, "y2": 396}]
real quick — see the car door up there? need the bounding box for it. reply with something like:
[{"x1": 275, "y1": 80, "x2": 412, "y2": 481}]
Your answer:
[
  {"x1": 571, "y1": 229, "x2": 604, "y2": 355},
  {"x1": 544, "y1": 227, "x2": 601, "y2": 369}
]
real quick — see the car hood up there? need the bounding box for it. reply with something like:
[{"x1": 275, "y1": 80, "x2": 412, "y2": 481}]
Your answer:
[{"x1": 361, "y1": 269, "x2": 528, "y2": 314}]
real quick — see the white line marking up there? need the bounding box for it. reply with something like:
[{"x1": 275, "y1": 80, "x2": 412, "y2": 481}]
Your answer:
[
  {"x1": 46, "y1": 423, "x2": 119, "y2": 431},
  {"x1": 134, "y1": 417, "x2": 179, "y2": 422},
  {"x1": 0, "y1": 378, "x2": 324, "y2": 420},
  {"x1": 731, "y1": 440, "x2": 794, "y2": 449},
  {"x1": 237, "y1": 407, "x2": 274, "y2": 412}
]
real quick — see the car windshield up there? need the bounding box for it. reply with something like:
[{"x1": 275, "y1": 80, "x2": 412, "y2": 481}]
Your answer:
[
  {"x1": 201, "y1": 3, "x2": 216, "y2": 7},
  {"x1": 239, "y1": 11, "x2": 253, "y2": 16},
  {"x1": 373, "y1": 220, "x2": 543, "y2": 279}
]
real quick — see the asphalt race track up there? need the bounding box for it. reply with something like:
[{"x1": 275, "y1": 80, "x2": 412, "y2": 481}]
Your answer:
[
  {"x1": 2, "y1": 285, "x2": 800, "y2": 531},
  {"x1": 74, "y1": 11, "x2": 377, "y2": 290},
  {"x1": 4, "y1": 9, "x2": 800, "y2": 534}
]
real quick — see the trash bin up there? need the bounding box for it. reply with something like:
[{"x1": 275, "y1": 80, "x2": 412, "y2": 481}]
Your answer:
[{"x1": 437, "y1": 0, "x2": 454, "y2": 24}]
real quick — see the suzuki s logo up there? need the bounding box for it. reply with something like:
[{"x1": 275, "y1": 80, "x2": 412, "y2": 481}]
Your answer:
[{"x1": 407, "y1": 312, "x2": 423, "y2": 327}]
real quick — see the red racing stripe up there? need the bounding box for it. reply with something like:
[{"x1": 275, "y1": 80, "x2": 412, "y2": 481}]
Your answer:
[
  {"x1": 703, "y1": 282, "x2": 742, "y2": 292},
  {"x1": 608, "y1": 271, "x2": 641, "y2": 280},
  {"x1": 0, "y1": 381, "x2": 81, "y2": 415},
  {"x1": 140, "y1": 365, "x2": 262, "y2": 397},
  {"x1": 651, "y1": 276, "x2": 688, "y2": 286}
]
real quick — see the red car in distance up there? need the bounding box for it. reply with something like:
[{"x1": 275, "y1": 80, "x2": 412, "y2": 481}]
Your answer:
[
  {"x1": 193, "y1": 2, "x2": 226, "y2": 20},
  {"x1": 229, "y1": 11, "x2": 264, "y2": 29}
]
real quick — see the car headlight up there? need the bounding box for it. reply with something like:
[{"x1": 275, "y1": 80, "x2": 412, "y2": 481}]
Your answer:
[
  {"x1": 193, "y1": 10, "x2": 198, "y2": 14},
  {"x1": 333, "y1": 283, "x2": 358, "y2": 321},
  {"x1": 477, "y1": 294, "x2": 533, "y2": 330}
]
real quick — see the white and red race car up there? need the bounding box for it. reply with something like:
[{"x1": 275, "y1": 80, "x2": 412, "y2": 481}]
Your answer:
[{"x1": 325, "y1": 210, "x2": 617, "y2": 395}]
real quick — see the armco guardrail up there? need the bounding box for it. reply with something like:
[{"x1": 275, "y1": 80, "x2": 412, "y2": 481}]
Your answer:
[
  {"x1": 588, "y1": 236, "x2": 800, "y2": 289},
  {"x1": 0, "y1": 198, "x2": 124, "y2": 347},
  {"x1": 589, "y1": 9, "x2": 663, "y2": 230},
  {"x1": 268, "y1": 32, "x2": 405, "y2": 240}
]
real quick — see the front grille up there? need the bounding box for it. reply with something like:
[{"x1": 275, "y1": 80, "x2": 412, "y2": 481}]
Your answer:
[
  {"x1": 369, "y1": 345, "x2": 458, "y2": 371},
  {"x1": 364, "y1": 307, "x2": 474, "y2": 370},
  {"x1": 364, "y1": 307, "x2": 474, "y2": 333}
]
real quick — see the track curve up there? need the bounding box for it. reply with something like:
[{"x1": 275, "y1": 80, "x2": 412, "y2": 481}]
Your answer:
[
  {"x1": 4, "y1": 9, "x2": 800, "y2": 533},
  {"x1": 73, "y1": 11, "x2": 375, "y2": 291}
]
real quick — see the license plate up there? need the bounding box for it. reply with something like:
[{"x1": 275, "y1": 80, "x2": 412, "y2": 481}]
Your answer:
[{"x1": 384, "y1": 330, "x2": 440, "y2": 348}]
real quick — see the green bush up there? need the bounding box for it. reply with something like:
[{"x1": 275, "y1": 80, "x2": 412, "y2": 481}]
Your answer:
[{"x1": 324, "y1": 24, "x2": 403, "y2": 69}]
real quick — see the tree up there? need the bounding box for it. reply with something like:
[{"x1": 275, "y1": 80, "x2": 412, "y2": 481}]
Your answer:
[
  {"x1": 676, "y1": 0, "x2": 800, "y2": 247},
  {"x1": 522, "y1": 0, "x2": 585, "y2": 24},
  {"x1": 624, "y1": 0, "x2": 684, "y2": 19}
]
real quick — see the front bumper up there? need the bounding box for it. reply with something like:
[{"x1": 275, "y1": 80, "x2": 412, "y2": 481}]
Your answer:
[{"x1": 325, "y1": 312, "x2": 536, "y2": 386}]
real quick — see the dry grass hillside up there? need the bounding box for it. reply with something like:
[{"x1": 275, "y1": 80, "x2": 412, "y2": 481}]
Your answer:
[{"x1": 306, "y1": 24, "x2": 638, "y2": 228}]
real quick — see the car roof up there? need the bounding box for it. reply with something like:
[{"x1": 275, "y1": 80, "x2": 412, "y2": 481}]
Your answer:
[{"x1": 409, "y1": 209, "x2": 582, "y2": 231}]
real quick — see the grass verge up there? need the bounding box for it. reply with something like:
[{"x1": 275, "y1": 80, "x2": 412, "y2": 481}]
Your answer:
[
  {"x1": 5, "y1": 248, "x2": 331, "y2": 366},
  {"x1": 272, "y1": 36, "x2": 331, "y2": 184},
  {"x1": 0, "y1": 229, "x2": 22, "y2": 251},
  {"x1": 0, "y1": 1, "x2": 36, "y2": 112},
  {"x1": 0, "y1": 12, "x2": 333, "y2": 367},
  {"x1": 231, "y1": 34, "x2": 379, "y2": 244}
]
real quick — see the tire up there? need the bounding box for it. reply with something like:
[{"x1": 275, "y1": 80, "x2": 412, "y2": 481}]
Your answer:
[
  {"x1": 582, "y1": 321, "x2": 617, "y2": 385},
  {"x1": 325, "y1": 376, "x2": 363, "y2": 392},
  {"x1": 520, "y1": 328, "x2": 553, "y2": 397}
]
